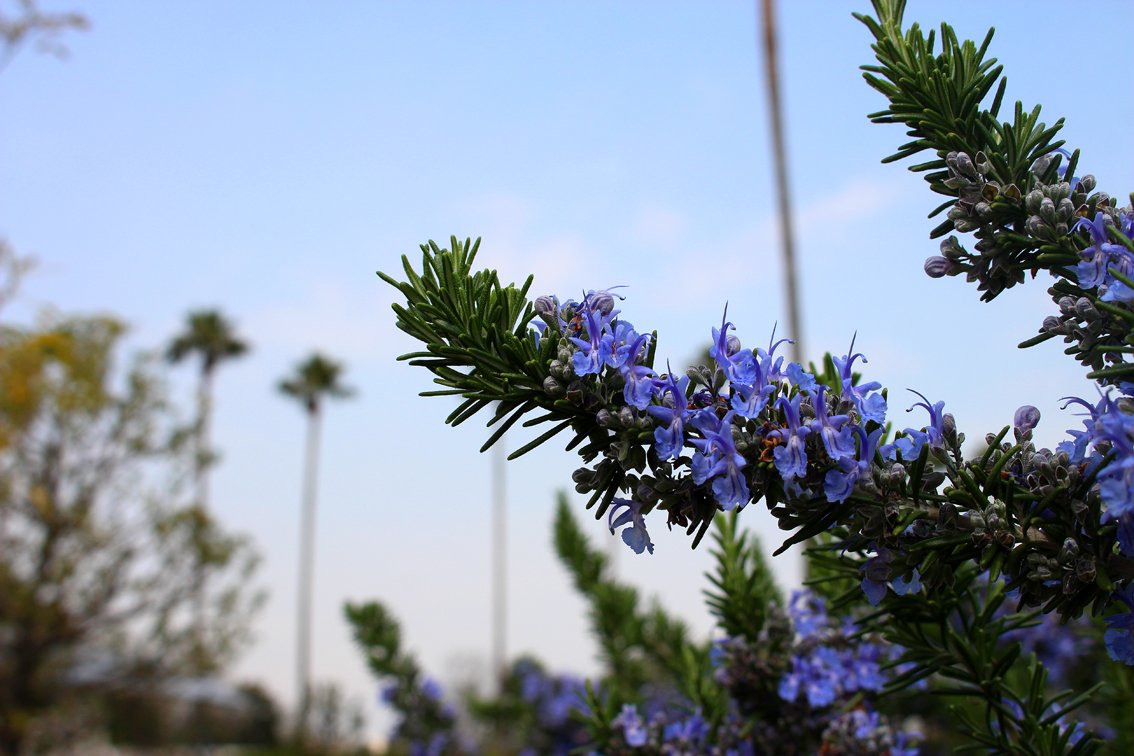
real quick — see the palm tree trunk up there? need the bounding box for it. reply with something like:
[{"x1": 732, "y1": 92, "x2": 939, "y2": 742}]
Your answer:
[
  {"x1": 759, "y1": 0, "x2": 804, "y2": 364},
  {"x1": 192, "y1": 368, "x2": 214, "y2": 673},
  {"x1": 295, "y1": 405, "x2": 322, "y2": 737},
  {"x1": 491, "y1": 437, "x2": 507, "y2": 695}
]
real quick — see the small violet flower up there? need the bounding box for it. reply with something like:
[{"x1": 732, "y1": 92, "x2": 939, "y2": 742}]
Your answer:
[
  {"x1": 608, "y1": 498, "x2": 654, "y2": 555},
  {"x1": 810, "y1": 384, "x2": 855, "y2": 461},
  {"x1": 647, "y1": 369, "x2": 690, "y2": 460},
  {"x1": 689, "y1": 410, "x2": 750, "y2": 510},
  {"x1": 568, "y1": 306, "x2": 612, "y2": 377},
  {"x1": 770, "y1": 393, "x2": 811, "y2": 481},
  {"x1": 833, "y1": 335, "x2": 887, "y2": 424},
  {"x1": 710, "y1": 307, "x2": 757, "y2": 385}
]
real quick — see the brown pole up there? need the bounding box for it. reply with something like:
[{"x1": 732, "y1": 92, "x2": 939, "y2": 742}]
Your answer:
[{"x1": 760, "y1": 0, "x2": 805, "y2": 364}]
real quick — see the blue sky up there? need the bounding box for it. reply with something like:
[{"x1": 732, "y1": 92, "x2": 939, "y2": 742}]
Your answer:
[{"x1": 3, "y1": 0, "x2": 1132, "y2": 740}]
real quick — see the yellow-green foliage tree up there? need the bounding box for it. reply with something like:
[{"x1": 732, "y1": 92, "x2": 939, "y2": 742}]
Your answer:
[{"x1": 0, "y1": 314, "x2": 261, "y2": 753}]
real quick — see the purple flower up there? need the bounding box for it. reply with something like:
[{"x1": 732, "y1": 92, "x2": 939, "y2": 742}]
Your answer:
[
  {"x1": 612, "y1": 329, "x2": 657, "y2": 409},
  {"x1": 860, "y1": 551, "x2": 892, "y2": 606},
  {"x1": 710, "y1": 307, "x2": 757, "y2": 384},
  {"x1": 608, "y1": 498, "x2": 654, "y2": 555},
  {"x1": 663, "y1": 713, "x2": 707, "y2": 744},
  {"x1": 1092, "y1": 394, "x2": 1134, "y2": 521},
  {"x1": 809, "y1": 384, "x2": 855, "y2": 461},
  {"x1": 689, "y1": 410, "x2": 750, "y2": 510},
  {"x1": 788, "y1": 590, "x2": 827, "y2": 640},
  {"x1": 785, "y1": 362, "x2": 817, "y2": 391},
  {"x1": 756, "y1": 326, "x2": 793, "y2": 385},
  {"x1": 605, "y1": 320, "x2": 640, "y2": 370},
  {"x1": 568, "y1": 306, "x2": 612, "y2": 377},
  {"x1": 844, "y1": 643, "x2": 887, "y2": 693},
  {"x1": 647, "y1": 368, "x2": 689, "y2": 460},
  {"x1": 730, "y1": 377, "x2": 775, "y2": 419},
  {"x1": 833, "y1": 335, "x2": 887, "y2": 424},
  {"x1": 770, "y1": 393, "x2": 811, "y2": 481},
  {"x1": 421, "y1": 677, "x2": 444, "y2": 702},
  {"x1": 1105, "y1": 586, "x2": 1134, "y2": 665},
  {"x1": 823, "y1": 425, "x2": 883, "y2": 503},
  {"x1": 892, "y1": 568, "x2": 922, "y2": 596},
  {"x1": 613, "y1": 704, "x2": 648, "y2": 747},
  {"x1": 1074, "y1": 212, "x2": 1129, "y2": 292},
  {"x1": 886, "y1": 390, "x2": 947, "y2": 459},
  {"x1": 778, "y1": 649, "x2": 841, "y2": 708}
]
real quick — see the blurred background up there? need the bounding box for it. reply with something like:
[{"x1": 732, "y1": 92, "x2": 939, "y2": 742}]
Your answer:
[{"x1": 2, "y1": 0, "x2": 1132, "y2": 748}]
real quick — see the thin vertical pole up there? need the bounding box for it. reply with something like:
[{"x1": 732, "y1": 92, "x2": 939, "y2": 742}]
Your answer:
[
  {"x1": 296, "y1": 407, "x2": 322, "y2": 736},
  {"x1": 759, "y1": 0, "x2": 805, "y2": 364},
  {"x1": 491, "y1": 438, "x2": 507, "y2": 694}
]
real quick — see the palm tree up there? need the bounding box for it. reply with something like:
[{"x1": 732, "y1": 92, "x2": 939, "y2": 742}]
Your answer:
[
  {"x1": 167, "y1": 309, "x2": 250, "y2": 513},
  {"x1": 166, "y1": 309, "x2": 249, "y2": 673},
  {"x1": 278, "y1": 353, "x2": 353, "y2": 738}
]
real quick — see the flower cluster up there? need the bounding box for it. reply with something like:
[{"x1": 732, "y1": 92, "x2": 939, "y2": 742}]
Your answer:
[
  {"x1": 1072, "y1": 209, "x2": 1134, "y2": 306},
  {"x1": 532, "y1": 292, "x2": 967, "y2": 565},
  {"x1": 1059, "y1": 390, "x2": 1134, "y2": 554},
  {"x1": 607, "y1": 704, "x2": 754, "y2": 754},
  {"x1": 700, "y1": 591, "x2": 920, "y2": 754},
  {"x1": 776, "y1": 591, "x2": 895, "y2": 709},
  {"x1": 511, "y1": 659, "x2": 590, "y2": 753},
  {"x1": 378, "y1": 675, "x2": 464, "y2": 756}
]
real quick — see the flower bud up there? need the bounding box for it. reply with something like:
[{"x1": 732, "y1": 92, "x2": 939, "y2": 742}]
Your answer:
[
  {"x1": 542, "y1": 375, "x2": 564, "y2": 397},
  {"x1": 924, "y1": 256, "x2": 954, "y2": 278},
  {"x1": 1030, "y1": 154, "x2": 1055, "y2": 178},
  {"x1": 939, "y1": 235, "x2": 964, "y2": 259},
  {"x1": 1074, "y1": 297, "x2": 1099, "y2": 320},
  {"x1": 1013, "y1": 405, "x2": 1040, "y2": 438},
  {"x1": 589, "y1": 291, "x2": 616, "y2": 315},
  {"x1": 1059, "y1": 537, "x2": 1079, "y2": 562},
  {"x1": 1041, "y1": 315, "x2": 1064, "y2": 334},
  {"x1": 942, "y1": 413, "x2": 959, "y2": 447},
  {"x1": 635, "y1": 482, "x2": 659, "y2": 505},
  {"x1": 534, "y1": 295, "x2": 558, "y2": 318}
]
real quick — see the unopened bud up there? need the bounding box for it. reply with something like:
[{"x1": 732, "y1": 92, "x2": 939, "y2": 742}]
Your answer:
[
  {"x1": 534, "y1": 295, "x2": 558, "y2": 317},
  {"x1": 924, "y1": 256, "x2": 954, "y2": 278},
  {"x1": 1013, "y1": 405, "x2": 1040, "y2": 439}
]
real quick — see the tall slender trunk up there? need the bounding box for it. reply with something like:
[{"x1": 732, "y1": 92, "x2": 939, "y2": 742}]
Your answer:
[
  {"x1": 760, "y1": 0, "x2": 810, "y2": 583},
  {"x1": 491, "y1": 437, "x2": 507, "y2": 695},
  {"x1": 295, "y1": 405, "x2": 322, "y2": 737},
  {"x1": 759, "y1": 0, "x2": 804, "y2": 365},
  {"x1": 197, "y1": 369, "x2": 213, "y2": 514},
  {"x1": 192, "y1": 368, "x2": 214, "y2": 673}
]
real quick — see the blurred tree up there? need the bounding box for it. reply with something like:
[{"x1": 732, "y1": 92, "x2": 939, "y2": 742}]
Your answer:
[
  {"x1": 278, "y1": 353, "x2": 353, "y2": 740},
  {"x1": 0, "y1": 241, "x2": 32, "y2": 318},
  {"x1": 0, "y1": 0, "x2": 88, "y2": 73},
  {"x1": 166, "y1": 309, "x2": 249, "y2": 515},
  {"x1": 0, "y1": 315, "x2": 261, "y2": 754},
  {"x1": 166, "y1": 308, "x2": 249, "y2": 669}
]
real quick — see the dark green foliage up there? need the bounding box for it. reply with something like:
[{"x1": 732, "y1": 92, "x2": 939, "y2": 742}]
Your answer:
[
  {"x1": 703, "y1": 511, "x2": 783, "y2": 643},
  {"x1": 552, "y1": 494, "x2": 712, "y2": 711},
  {"x1": 343, "y1": 601, "x2": 417, "y2": 683},
  {"x1": 856, "y1": 0, "x2": 1065, "y2": 289},
  {"x1": 378, "y1": 238, "x2": 559, "y2": 456},
  {"x1": 343, "y1": 601, "x2": 459, "y2": 753}
]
